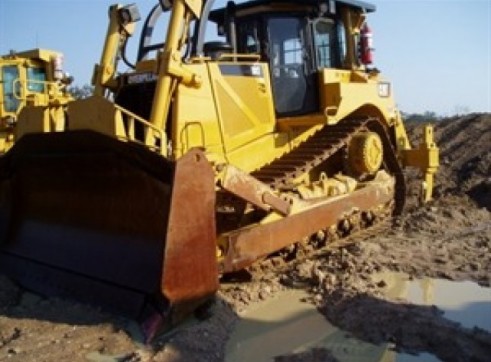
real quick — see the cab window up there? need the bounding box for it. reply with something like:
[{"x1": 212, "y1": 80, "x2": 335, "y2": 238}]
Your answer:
[
  {"x1": 27, "y1": 67, "x2": 47, "y2": 93},
  {"x1": 313, "y1": 19, "x2": 340, "y2": 68},
  {"x1": 2, "y1": 66, "x2": 21, "y2": 113},
  {"x1": 269, "y1": 17, "x2": 306, "y2": 77},
  {"x1": 237, "y1": 20, "x2": 260, "y2": 54},
  {"x1": 268, "y1": 16, "x2": 318, "y2": 116}
]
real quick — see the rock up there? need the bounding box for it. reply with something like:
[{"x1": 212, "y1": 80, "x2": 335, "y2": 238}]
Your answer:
[
  {"x1": 258, "y1": 290, "x2": 268, "y2": 300},
  {"x1": 433, "y1": 257, "x2": 448, "y2": 264},
  {"x1": 377, "y1": 280, "x2": 387, "y2": 288},
  {"x1": 7, "y1": 347, "x2": 20, "y2": 355},
  {"x1": 469, "y1": 261, "x2": 481, "y2": 271}
]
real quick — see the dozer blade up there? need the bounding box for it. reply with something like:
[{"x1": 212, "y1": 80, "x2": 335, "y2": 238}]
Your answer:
[{"x1": 0, "y1": 131, "x2": 218, "y2": 324}]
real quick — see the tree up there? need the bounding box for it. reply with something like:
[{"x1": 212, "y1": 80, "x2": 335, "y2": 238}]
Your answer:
[
  {"x1": 453, "y1": 105, "x2": 470, "y2": 116},
  {"x1": 401, "y1": 111, "x2": 441, "y2": 123},
  {"x1": 67, "y1": 84, "x2": 94, "y2": 100}
]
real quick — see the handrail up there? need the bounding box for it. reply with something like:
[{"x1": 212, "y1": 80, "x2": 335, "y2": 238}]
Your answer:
[
  {"x1": 13, "y1": 78, "x2": 65, "y2": 101},
  {"x1": 114, "y1": 103, "x2": 165, "y2": 155}
]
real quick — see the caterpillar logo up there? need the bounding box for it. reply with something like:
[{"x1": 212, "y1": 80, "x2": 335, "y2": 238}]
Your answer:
[{"x1": 126, "y1": 72, "x2": 158, "y2": 84}]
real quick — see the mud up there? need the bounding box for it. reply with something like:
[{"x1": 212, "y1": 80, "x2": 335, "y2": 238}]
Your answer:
[{"x1": 0, "y1": 113, "x2": 490, "y2": 361}]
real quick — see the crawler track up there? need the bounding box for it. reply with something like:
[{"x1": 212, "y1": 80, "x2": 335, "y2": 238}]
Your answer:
[
  {"x1": 252, "y1": 117, "x2": 406, "y2": 213},
  {"x1": 248, "y1": 214, "x2": 394, "y2": 274},
  {"x1": 242, "y1": 117, "x2": 406, "y2": 272}
]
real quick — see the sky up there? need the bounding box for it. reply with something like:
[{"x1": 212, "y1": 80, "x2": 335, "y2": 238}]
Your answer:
[{"x1": 0, "y1": 0, "x2": 490, "y2": 115}]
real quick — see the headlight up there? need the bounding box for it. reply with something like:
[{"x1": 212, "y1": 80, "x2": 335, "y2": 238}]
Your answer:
[
  {"x1": 119, "y1": 4, "x2": 141, "y2": 25},
  {"x1": 378, "y1": 82, "x2": 391, "y2": 98}
]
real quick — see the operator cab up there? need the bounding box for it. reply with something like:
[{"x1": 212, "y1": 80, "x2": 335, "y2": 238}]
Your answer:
[
  {"x1": 209, "y1": 0, "x2": 375, "y2": 117},
  {"x1": 114, "y1": 0, "x2": 376, "y2": 129}
]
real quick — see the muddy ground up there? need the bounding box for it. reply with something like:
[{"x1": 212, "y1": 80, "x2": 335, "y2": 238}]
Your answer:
[{"x1": 0, "y1": 113, "x2": 490, "y2": 362}]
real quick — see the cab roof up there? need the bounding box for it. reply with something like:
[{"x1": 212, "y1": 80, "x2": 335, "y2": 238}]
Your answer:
[
  {"x1": 211, "y1": 0, "x2": 376, "y2": 14},
  {"x1": 1, "y1": 49, "x2": 61, "y2": 63}
]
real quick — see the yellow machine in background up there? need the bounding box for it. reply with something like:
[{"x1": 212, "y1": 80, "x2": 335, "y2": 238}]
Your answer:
[
  {"x1": 0, "y1": 49, "x2": 72, "y2": 153},
  {"x1": 0, "y1": 0, "x2": 438, "y2": 337}
]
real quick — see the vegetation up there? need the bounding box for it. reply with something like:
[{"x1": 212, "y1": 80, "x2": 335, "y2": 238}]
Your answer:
[
  {"x1": 67, "y1": 84, "x2": 93, "y2": 99},
  {"x1": 401, "y1": 111, "x2": 442, "y2": 123}
]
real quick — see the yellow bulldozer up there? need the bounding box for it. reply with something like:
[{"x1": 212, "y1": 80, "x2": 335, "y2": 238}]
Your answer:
[
  {"x1": 0, "y1": 0, "x2": 438, "y2": 335},
  {"x1": 0, "y1": 48, "x2": 72, "y2": 153}
]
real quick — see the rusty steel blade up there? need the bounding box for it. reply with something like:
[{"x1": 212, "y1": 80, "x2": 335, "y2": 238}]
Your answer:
[{"x1": 0, "y1": 131, "x2": 218, "y2": 321}]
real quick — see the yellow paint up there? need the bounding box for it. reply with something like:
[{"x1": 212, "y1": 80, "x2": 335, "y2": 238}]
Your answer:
[
  {"x1": 402, "y1": 125, "x2": 439, "y2": 201},
  {"x1": 0, "y1": 48, "x2": 72, "y2": 152},
  {"x1": 11, "y1": 0, "x2": 439, "y2": 203},
  {"x1": 348, "y1": 132, "x2": 383, "y2": 175}
]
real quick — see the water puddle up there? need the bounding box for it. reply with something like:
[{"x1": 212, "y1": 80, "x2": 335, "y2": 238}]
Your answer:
[
  {"x1": 226, "y1": 289, "x2": 410, "y2": 361},
  {"x1": 373, "y1": 272, "x2": 491, "y2": 332},
  {"x1": 226, "y1": 274, "x2": 490, "y2": 361}
]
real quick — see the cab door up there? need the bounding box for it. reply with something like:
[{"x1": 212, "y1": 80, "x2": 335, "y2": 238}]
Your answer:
[
  {"x1": 267, "y1": 16, "x2": 318, "y2": 117},
  {"x1": 1, "y1": 65, "x2": 21, "y2": 116}
]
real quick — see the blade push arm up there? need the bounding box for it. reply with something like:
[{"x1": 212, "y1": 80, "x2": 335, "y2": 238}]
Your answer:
[
  {"x1": 148, "y1": 0, "x2": 203, "y2": 133},
  {"x1": 92, "y1": 4, "x2": 140, "y2": 96}
]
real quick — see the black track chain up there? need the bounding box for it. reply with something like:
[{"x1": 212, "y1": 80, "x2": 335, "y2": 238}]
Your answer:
[
  {"x1": 251, "y1": 118, "x2": 367, "y2": 188},
  {"x1": 251, "y1": 117, "x2": 406, "y2": 214}
]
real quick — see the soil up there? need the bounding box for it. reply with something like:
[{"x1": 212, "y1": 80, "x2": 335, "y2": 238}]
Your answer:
[{"x1": 0, "y1": 113, "x2": 490, "y2": 362}]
